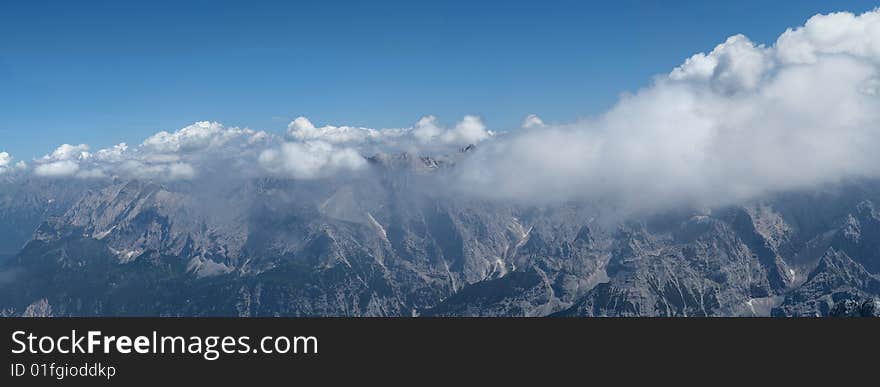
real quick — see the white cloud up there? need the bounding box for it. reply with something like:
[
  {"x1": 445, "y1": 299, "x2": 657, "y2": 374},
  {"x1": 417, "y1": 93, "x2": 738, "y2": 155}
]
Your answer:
[
  {"x1": 142, "y1": 121, "x2": 240, "y2": 153},
  {"x1": 34, "y1": 160, "x2": 80, "y2": 177},
  {"x1": 28, "y1": 122, "x2": 271, "y2": 180},
  {"x1": 776, "y1": 11, "x2": 880, "y2": 64},
  {"x1": 670, "y1": 34, "x2": 770, "y2": 93},
  {"x1": 0, "y1": 152, "x2": 11, "y2": 174},
  {"x1": 25, "y1": 114, "x2": 490, "y2": 181},
  {"x1": 441, "y1": 115, "x2": 492, "y2": 145},
  {"x1": 285, "y1": 115, "x2": 418, "y2": 153},
  {"x1": 0, "y1": 156, "x2": 28, "y2": 175},
  {"x1": 41, "y1": 144, "x2": 91, "y2": 162},
  {"x1": 258, "y1": 141, "x2": 366, "y2": 179},
  {"x1": 522, "y1": 114, "x2": 545, "y2": 129},
  {"x1": 411, "y1": 115, "x2": 493, "y2": 146},
  {"x1": 32, "y1": 144, "x2": 91, "y2": 177},
  {"x1": 286, "y1": 116, "x2": 390, "y2": 144},
  {"x1": 454, "y1": 9, "x2": 880, "y2": 212},
  {"x1": 288, "y1": 115, "x2": 493, "y2": 149},
  {"x1": 95, "y1": 143, "x2": 128, "y2": 162},
  {"x1": 412, "y1": 116, "x2": 444, "y2": 144}
]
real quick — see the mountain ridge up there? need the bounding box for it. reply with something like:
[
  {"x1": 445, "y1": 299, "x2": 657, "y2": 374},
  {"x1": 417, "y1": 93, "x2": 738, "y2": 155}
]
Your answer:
[{"x1": 1, "y1": 153, "x2": 878, "y2": 317}]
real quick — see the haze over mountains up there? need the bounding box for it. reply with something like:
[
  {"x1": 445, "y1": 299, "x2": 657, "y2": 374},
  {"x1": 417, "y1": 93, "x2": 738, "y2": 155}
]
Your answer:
[{"x1": 2, "y1": 10, "x2": 880, "y2": 316}]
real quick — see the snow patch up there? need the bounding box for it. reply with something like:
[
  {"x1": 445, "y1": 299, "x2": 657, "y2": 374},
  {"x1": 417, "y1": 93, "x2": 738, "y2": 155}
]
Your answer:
[{"x1": 109, "y1": 246, "x2": 142, "y2": 264}]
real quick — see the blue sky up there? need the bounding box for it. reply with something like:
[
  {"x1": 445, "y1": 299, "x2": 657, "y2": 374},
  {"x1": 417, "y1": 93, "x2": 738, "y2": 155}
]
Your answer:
[{"x1": 2, "y1": 0, "x2": 878, "y2": 159}]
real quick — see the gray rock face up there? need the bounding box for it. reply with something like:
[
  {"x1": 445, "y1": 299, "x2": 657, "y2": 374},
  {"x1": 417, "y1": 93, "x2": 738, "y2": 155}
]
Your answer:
[
  {"x1": 0, "y1": 177, "x2": 93, "y2": 261},
  {"x1": 772, "y1": 248, "x2": 880, "y2": 316},
  {"x1": 1, "y1": 157, "x2": 879, "y2": 317}
]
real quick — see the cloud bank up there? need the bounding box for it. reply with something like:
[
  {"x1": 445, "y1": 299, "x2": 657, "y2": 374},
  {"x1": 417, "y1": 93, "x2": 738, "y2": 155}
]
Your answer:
[
  {"x1": 454, "y1": 9, "x2": 880, "y2": 211},
  {"x1": 10, "y1": 9, "x2": 880, "y2": 213},
  {"x1": 257, "y1": 114, "x2": 494, "y2": 178},
  {"x1": 18, "y1": 114, "x2": 493, "y2": 181},
  {"x1": 26, "y1": 122, "x2": 272, "y2": 180}
]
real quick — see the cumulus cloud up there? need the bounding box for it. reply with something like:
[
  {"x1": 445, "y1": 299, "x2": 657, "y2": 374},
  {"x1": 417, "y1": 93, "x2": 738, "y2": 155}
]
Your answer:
[
  {"x1": 286, "y1": 115, "x2": 493, "y2": 149},
  {"x1": 776, "y1": 10, "x2": 880, "y2": 65},
  {"x1": 32, "y1": 143, "x2": 110, "y2": 178},
  {"x1": 42, "y1": 144, "x2": 91, "y2": 162},
  {"x1": 258, "y1": 141, "x2": 366, "y2": 179},
  {"x1": 453, "y1": 9, "x2": 880, "y2": 212},
  {"x1": 670, "y1": 34, "x2": 770, "y2": 93},
  {"x1": 521, "y1": 114, "x2": 546, "y2": 129},
  {"x1": 1, "y1": 153, "x2": 27, "y2": 175},
  {"x1": 141, "y1": 121, "x2": 253, "y2": 154},
  {"x1": 0, "y1": 152, "x2": 12, "y2": 174},
  {"x1": 259, "y1": 115, "x2": 495, "y2": 179},
  {"x1": 23, "y1": 108, "x2": 496, "y2": 181},
  {"x1": 33, "y1": 144, "x2": 91, "y2": 177},
  {"x1": 411, "y1": 116, "x2": 444, "y2": 144},
  {"x1": 412, "y1": 115, "x2": 493, "y2": 145},
  {"x1": 95, "y1": 143, "x2": 128, "y2": 162},
  {"x1": 30, "y1": 122, "x2": 270, "y2": 181},
  {"x1": 286, "y1": 116, "x2": 405, "y2": 144},
  {"x1": 34, "y1": 160, "x2": 81, "y2": 177}
]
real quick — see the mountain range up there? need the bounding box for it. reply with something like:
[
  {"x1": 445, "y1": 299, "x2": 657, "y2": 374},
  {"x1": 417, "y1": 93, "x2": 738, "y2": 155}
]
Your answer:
[{"x1": 1, "y1": 150, "x2": 878, "y2": 317}]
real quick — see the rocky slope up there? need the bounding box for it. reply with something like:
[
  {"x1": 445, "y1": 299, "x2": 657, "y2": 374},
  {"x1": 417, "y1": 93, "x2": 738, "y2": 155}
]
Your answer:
[{"x1": 1, "y1": 155, "x2": 878, "y2": 317}]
